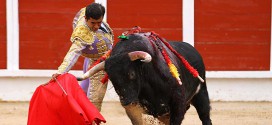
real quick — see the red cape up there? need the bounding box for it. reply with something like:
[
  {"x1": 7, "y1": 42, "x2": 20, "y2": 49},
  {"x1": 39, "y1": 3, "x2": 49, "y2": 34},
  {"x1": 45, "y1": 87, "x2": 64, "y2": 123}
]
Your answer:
[{"x1": 27, "y1": 73, "x2": 106, "y2": 125}]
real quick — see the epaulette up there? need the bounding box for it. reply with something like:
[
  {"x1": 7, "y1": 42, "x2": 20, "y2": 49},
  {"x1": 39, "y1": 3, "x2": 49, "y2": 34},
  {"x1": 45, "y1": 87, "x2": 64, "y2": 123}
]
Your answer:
[{"x1": 70, "y1": 25, "x2": 95, "y2": 44}]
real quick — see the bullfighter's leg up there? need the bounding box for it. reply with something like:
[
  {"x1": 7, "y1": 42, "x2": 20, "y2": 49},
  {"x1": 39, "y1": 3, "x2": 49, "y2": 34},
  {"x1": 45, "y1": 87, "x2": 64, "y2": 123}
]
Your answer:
[
  {"x1": 123, "y1": 103, "x2": 145, "y2": 125},
  {"x1": 191, "y1": 83, "x2": 212, "y2": 125},
  {"x1": 88, "y1": 70, "x2": 108, "y2": 111}
]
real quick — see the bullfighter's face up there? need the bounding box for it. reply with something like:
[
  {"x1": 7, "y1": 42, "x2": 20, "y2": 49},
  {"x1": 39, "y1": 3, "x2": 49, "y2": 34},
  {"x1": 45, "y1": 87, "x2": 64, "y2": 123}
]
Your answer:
[{"x1": 85, "y1": 16, "x2": 103, "y2": 32}]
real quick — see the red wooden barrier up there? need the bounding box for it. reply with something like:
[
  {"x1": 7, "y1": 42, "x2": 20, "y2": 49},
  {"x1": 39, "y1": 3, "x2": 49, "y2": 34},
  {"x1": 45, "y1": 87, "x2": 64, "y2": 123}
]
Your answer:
[
  {"x1": 0, "y1": 0, "x2": 6, "y2": 69},
  {"x1": 195, "y1": 0, "x2": 271, "y2": 70}
]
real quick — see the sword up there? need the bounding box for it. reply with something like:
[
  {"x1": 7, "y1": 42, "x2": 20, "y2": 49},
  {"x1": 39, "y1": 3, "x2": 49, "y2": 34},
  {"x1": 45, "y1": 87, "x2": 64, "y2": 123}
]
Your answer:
[{"x1": 54, "y1": 77, "x2": 68, "y2": 96}]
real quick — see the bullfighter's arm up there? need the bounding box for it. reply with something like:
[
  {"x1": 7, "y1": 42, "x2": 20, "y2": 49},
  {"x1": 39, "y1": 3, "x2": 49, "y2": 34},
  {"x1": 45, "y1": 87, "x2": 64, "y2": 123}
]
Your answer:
[{"x1": 57, "y1": 39, "x2": 86, "y2": 74}]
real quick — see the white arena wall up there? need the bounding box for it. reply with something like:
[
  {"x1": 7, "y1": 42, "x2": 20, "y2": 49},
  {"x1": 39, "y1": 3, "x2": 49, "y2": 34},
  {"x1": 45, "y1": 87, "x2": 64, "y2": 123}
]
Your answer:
[{"x1": 0, "y1": 70, "x2": 271, "y2": 102}]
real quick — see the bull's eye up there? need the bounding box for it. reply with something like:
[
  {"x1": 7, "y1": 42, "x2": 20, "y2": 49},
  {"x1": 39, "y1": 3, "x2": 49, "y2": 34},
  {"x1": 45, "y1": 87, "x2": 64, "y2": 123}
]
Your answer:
[{"x1": 128, "y1": 70, "x2": 136, "y2": 79}]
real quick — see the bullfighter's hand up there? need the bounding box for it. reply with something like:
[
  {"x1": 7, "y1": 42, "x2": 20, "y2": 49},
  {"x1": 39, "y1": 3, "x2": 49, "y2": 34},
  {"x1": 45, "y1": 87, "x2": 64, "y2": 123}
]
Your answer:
[
  {"x1": 52, "y1": 73, "x2": 61, "y2": 80},
  {"x1": 42, "y1": 73, "x2": 60, "y2": 86}
]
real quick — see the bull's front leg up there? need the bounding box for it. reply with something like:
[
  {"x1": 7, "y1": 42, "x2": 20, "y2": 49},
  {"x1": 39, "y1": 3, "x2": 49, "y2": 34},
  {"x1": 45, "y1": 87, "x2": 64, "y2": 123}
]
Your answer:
[
  {"x1": 157, "y1": 114, "x2": 170, "y2": 125},
  {"x1": 170, "y1": 87, "x2": 186, "y2": 125},
  {"x1": 123, "y1": 103, "x2": 145, "y2": 125}
]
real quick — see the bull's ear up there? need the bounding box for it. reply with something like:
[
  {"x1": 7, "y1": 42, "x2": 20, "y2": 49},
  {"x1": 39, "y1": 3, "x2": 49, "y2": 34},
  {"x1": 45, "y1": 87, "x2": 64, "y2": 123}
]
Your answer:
[{"x1": 128, "y1": 51, "x2": 152, "y2": 63}]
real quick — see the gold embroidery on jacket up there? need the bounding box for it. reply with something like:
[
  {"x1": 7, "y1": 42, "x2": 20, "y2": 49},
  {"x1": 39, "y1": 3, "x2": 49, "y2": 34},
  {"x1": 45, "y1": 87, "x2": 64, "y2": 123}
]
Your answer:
[{"x1": 71, "y1": 25, "x2": 95, "y2": 44}]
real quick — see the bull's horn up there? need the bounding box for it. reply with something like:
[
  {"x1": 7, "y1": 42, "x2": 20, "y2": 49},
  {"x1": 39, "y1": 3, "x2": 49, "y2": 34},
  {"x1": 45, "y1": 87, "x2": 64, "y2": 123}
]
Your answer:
[
  {"x1": 81, "y1": 61, "x2": 105, "y2": 80},
  {"x1": 128, "y1": 51, "x2": 152, "y2": 63}
]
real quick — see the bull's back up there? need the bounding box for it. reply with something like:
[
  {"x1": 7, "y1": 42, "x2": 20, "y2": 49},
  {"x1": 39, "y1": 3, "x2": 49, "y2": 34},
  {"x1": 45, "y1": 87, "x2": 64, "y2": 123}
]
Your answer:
[
  {"x1": 169, "y1": 41, "x2": 205, "y2": 74},
  {"x1": 169, "y1": 41, "x2": 206, "y2": 100}
]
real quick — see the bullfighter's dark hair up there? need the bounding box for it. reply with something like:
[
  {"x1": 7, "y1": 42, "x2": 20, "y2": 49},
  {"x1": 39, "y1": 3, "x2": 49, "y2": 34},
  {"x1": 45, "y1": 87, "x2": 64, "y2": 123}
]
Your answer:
[{"x1": 85, "y1": 3, "x2": 105, "y2": 20}]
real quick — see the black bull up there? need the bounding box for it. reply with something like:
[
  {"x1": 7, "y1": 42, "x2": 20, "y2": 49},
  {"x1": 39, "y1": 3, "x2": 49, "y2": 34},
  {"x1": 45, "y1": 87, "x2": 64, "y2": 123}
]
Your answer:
[{"x1": 81, "y1": 33, "x2": 212, "y2": 125}]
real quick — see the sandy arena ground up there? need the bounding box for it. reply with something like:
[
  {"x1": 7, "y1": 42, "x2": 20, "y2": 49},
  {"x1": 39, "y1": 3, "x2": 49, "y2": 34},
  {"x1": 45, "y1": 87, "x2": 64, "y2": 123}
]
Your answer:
[{"x1": 0, "y1": 101, "x2": 271, "y2": 125}]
